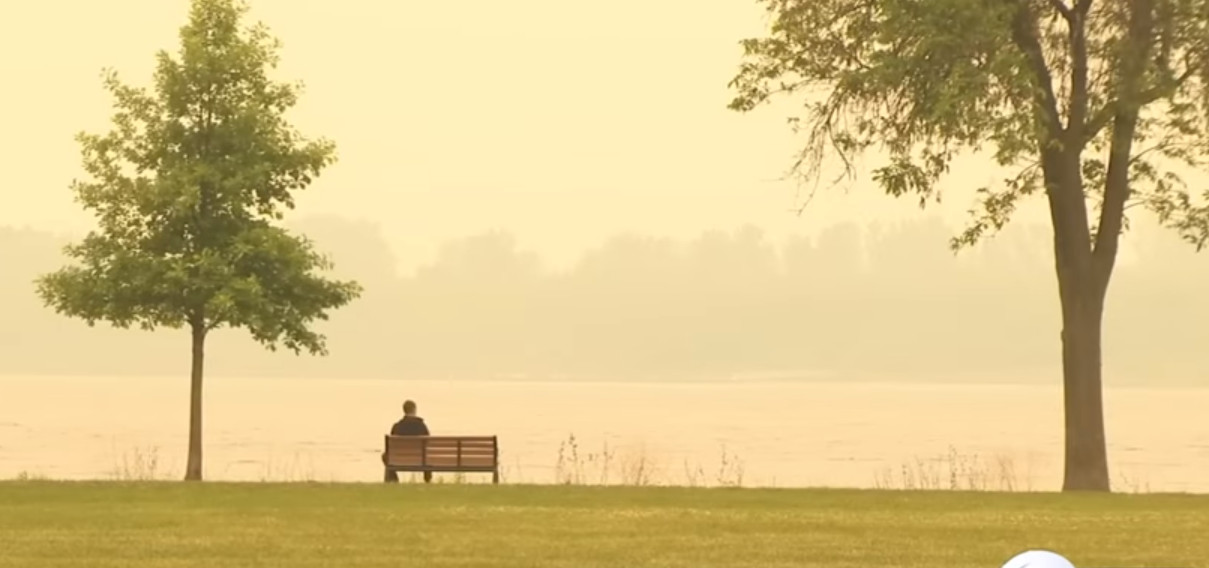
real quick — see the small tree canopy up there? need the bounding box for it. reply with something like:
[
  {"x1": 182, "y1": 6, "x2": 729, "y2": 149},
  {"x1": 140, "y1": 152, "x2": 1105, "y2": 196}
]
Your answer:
[
  {"x1": 728, "y1": 0, "x2": 1209, "y2": 251},
  {"x1": 37, "y1": 0, "x2": 361, "y2": 354}
]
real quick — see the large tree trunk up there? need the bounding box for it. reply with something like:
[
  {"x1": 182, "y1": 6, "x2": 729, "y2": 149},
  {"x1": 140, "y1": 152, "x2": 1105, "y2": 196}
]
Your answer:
[
  {"x1": 184, "y1": 323, "x2": 207, "y2": 481},
  {"x1": 1047, "y1": 152, "x2": 1113, "y2": 493},
  {"x1": 1057, "y1": 280, "x2": 1111, "y2": 491}
]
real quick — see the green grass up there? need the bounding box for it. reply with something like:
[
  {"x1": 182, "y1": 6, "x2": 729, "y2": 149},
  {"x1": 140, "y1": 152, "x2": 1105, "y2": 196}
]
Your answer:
[{"x1": 1, "y1": 482, "x2": 1206, "y2": 567}]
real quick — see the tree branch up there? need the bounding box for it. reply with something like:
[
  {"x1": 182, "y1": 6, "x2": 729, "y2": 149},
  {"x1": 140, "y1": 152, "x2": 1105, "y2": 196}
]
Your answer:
[
  {"x1": 1010, "y1": 1, "x2": 1066, "y2": 144},
  {"x1": 1049, "y1": 0, "x2": 1074, "y2": 21},
  {"x1": 1083, "y1": 61, "x2": 1196, "y2": 144},
  {"x1": 1093, "y1": 0, "x2": 1156, "y2": 292},
  {"x1": 1066, "y1": 1, "x2": 1091, "y2": 146}
]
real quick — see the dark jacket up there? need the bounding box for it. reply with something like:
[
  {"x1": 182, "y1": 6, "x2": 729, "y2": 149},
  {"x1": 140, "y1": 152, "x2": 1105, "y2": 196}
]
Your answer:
[{"x1": 390, "y1": 415, "x2": 430, "y2": 436}]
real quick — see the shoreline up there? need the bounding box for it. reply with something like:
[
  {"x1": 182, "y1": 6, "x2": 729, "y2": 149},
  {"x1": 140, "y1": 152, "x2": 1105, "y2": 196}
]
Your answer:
[
  {"x1": 5, "y1": 378, "x2": 1206, "y2": 493},
  {"x1": 4, "y1": 478, "x2": 1208, "y2": 496}
]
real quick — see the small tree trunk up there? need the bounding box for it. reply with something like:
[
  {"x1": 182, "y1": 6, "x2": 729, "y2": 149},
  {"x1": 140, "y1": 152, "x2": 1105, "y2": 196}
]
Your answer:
[
  {"x1": 1058, "y1": 279, "x2": 1111, "y2": 492},
  {"x1": 184, "y1": 323, "x2": 207, "y2": 481}
]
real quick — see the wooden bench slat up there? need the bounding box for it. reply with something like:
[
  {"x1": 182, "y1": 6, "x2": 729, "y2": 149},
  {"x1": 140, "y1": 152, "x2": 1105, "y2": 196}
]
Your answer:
[
  {"x1": 415, "y1": 451, "x2": 490, "y2": 456},
  {"x1": 390, "y1": 456, "x2": 494, "y2": 462},
  {"x1": 406, "y1": 439, "x2": 495, "y2": 444},
  {"x1": 384, "y1": 442, "x2": 493, "y2": 446}
]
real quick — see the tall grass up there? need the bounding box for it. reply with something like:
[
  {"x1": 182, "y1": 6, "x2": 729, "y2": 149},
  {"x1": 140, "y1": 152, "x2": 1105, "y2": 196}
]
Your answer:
[
  {"x1": 871, "y1": 446, "x2": 1154, "y2": 494},
  {"x1": 872, "y1": 446, "x2": 1034, "y2": 491},
  {"x1": 108, "y1": 445, "x2": 172, "y2": 481},
  {"x1": 256, "y1": 452, "x2": 321, "y2": 483},
  {"x1": 552, "y1": 434, "x2": 743, "y2": 487},
  {"x1": 1115, "y1": 468, "x2": 1153, "y2": 494}
]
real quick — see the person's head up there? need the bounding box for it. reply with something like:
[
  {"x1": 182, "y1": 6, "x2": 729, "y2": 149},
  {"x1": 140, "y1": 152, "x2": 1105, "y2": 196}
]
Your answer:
[{"x1": 402, "y1": 400, "x2": 418, "y2": 416}]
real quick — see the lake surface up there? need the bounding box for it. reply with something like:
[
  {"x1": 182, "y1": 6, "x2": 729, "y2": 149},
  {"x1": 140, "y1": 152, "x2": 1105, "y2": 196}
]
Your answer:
[{"x1": 1, "y1": 375, "x2": 1206, "y2": 492}]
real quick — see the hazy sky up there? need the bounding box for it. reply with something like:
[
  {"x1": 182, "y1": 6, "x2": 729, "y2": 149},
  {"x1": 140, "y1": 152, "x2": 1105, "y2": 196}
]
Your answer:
[{"x1": 0, "y1": 0, "x2": 1059, "y2": 272}]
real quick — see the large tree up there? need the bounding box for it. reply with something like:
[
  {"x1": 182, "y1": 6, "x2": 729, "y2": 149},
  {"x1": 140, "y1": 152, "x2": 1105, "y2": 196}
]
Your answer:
[
  {"x1": 728, "y1": 0, "x2": 1209, "y2": 491},
  {"x1": 37, "y1": 0, "x2": 361, "y2": 481}
]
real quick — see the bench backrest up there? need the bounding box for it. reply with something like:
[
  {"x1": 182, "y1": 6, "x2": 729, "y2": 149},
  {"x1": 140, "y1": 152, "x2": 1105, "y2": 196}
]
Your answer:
[{"x1": 384, "y1": 435, "x2": 498, "y2": 468}]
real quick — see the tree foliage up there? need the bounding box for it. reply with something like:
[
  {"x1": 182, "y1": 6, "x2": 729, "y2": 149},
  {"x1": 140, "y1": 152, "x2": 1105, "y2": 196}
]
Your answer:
[
  {"x1": 728, "y1": 0, "x2": 1209, "y2": 251},
  {"x1": 37, "y1": 0, "x2": 361, "y2": 354}
]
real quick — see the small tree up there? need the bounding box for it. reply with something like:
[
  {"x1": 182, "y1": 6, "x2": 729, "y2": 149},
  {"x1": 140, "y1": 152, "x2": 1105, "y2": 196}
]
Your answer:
[
  {"x1": 36, "y1": 0, "x2": 361, "y2": 481},
  {"x1": 728, "y1": 0, "x2": 1209, "y2": 491}
]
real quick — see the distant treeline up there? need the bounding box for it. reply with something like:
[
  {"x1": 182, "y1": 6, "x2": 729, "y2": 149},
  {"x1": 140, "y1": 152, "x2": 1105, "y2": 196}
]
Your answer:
[{"x1": 2, "y1": 215, "x2": 1206, "y2": 384}]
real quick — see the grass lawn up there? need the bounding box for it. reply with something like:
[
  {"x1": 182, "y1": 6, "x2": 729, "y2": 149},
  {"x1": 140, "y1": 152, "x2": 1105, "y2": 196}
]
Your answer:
[{"x1": 0, "y1": 482, "x2": 1206, "y2": 567}]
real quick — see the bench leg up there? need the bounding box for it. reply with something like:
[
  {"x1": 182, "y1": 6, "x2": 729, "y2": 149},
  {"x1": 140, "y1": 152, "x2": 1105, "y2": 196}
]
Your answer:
[
  {"x1": 492, "y1": 470, "x2": 499, "y2": 485},
  {"x1": 423, "y1": 471, "x2": 433, "y2": 484},
  {"x1": 384, "y1": 468, "x2": 399, "y2": 483}
]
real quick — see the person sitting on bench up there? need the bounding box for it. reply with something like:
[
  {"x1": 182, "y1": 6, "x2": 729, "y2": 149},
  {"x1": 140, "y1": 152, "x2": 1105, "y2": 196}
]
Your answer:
[{"x1": 383, "y1": 399, "x2": 431, "y2": 483}]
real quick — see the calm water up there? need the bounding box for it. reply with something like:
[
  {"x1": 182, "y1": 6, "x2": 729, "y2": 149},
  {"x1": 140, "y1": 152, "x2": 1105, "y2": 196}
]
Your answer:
[{"x1": 1, "y1": 375, "x2": 1206, "y2": 492}]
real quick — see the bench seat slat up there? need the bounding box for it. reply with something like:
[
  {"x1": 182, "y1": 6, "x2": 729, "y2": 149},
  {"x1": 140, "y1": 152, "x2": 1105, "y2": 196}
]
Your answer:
[{"x1": 388, "y1": 466, "x2": 497, "y2": 473}]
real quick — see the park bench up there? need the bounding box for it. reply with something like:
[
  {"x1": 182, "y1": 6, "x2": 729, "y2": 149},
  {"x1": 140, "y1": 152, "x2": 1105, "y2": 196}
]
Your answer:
[{"x1": 383, "y1": 435, "x2": 500, "y2": 484}]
